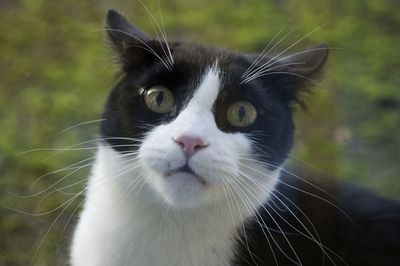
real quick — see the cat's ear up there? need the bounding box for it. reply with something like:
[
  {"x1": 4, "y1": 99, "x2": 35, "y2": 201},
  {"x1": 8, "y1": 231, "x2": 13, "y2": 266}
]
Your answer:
[
  {"x1": 255, "y1": 44, "x2": 329, "y2": 107},
  {"x1": 281, "y1": 44, "x2": 329, "y2": 77},
  {"x1": 106, "y1": 9, "x2": 152, "y2": 53}
]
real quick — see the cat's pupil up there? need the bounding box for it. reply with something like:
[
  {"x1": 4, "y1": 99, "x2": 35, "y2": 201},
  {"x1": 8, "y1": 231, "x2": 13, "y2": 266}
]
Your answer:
[
  {"x1": 156, "y1": 91, "x2": 164, "y2": 106},
  {"x1": 238, "y1": 106, "x2": 245, "y2": 121}
]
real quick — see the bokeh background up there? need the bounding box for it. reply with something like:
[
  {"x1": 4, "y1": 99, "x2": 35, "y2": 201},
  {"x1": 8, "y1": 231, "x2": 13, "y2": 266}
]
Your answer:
[{"x1": 1, "y1": 0, "x2": 399, "y2": 265}]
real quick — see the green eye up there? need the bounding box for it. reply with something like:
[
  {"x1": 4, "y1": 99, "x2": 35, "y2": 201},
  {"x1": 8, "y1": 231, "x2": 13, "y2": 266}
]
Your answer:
[
  {"x1": 226, "y1": 101, "x2": 257, "y2": 127},
  {"x1": 144, "y1": 86, "x2": 174, "y2": 113}
]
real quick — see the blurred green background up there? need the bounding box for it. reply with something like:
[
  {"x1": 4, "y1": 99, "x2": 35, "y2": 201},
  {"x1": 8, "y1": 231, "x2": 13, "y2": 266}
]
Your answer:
[{"x1": 1, "y1": 0, "x2": 399, "y2": 265}]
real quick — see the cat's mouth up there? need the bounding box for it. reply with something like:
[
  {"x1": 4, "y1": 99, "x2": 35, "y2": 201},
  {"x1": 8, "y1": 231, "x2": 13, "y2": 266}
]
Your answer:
[{"x1": 166, "y1": 164, "x2": 207, "y2": 185}]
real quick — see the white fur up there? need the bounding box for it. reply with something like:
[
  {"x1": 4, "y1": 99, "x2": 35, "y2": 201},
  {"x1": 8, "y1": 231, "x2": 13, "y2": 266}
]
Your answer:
[{"x1": 71, "y1": 67, "x2": 281, "y2": 266}]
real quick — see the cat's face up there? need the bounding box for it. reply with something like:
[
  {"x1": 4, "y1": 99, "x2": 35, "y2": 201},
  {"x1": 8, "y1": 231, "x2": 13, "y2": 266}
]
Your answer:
[{"x1": 100, "y1": 10, "x2": 328, "y2": 209}]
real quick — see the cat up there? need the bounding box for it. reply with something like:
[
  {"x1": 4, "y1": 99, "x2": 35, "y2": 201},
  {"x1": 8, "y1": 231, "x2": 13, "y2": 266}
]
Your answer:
[{"x1": 70, "y1": 9, "x2": 400, "y2": 266}]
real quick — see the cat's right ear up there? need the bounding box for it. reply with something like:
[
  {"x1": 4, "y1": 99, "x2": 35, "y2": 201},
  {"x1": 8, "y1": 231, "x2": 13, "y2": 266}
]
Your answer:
[{"x1": 106, "y1": 9, "x2": 152, "y2": 54}]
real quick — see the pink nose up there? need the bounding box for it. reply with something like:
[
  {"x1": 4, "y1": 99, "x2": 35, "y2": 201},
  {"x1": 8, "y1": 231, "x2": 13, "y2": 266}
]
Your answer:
[{"x1": 174, "y1": 135, "x2": 208, "y2": 157}]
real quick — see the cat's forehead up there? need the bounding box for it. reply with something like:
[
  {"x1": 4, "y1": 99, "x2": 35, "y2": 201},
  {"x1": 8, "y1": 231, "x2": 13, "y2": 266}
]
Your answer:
[
  {"x1": 144, "y1": 42, "x2": 258, "y2": 96},
  {"x1": 175, "y1": 44, "x2": 268, "y2": 98},
  {"x1": 186, "y1": 66, "x2": 221, "y2": 110},
  {"x1": 171, "y1": 42, "x2": 249, "y2": 73}
]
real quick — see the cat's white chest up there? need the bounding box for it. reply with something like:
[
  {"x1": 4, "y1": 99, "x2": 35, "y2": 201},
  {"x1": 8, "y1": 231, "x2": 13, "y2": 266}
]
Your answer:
[{"x1": 71, "y1": 188, "x2": 237, "y2": 266}]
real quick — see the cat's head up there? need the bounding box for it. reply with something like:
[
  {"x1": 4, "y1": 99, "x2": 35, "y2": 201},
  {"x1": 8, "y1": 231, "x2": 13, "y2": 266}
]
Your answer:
[{"x1": 100, "y1": 10, "x2": 328, "y2": 209}]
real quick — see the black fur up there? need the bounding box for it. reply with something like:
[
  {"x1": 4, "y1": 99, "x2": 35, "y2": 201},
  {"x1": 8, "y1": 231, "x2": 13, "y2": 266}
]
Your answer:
[
  {"x1": 102, "y1": 10, "x2": 400, "y2": 266},
  {"x1": 233, "y1": 173, "x2": 400, "y2": 265}
]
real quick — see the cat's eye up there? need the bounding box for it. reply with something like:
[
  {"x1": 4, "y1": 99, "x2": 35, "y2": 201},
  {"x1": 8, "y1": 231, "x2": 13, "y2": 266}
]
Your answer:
[
  {"x1": 143, "y1": 86, "x2": 174, "y2": 113},
  {"x1": 226, "y1": 101, "x2": 257, "y2": 127}
]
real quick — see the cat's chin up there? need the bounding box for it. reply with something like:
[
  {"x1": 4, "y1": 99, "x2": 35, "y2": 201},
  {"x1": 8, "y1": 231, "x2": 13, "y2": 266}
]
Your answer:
[
  {"x1": 166, "y1": 167, "x2": 208, "y2": 185},
  {"x1": 159, "y1": 171, "x2": 209, "y2": 209}
]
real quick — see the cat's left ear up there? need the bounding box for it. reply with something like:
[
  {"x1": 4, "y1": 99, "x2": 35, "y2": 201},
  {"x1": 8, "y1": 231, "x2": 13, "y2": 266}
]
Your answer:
[
  {"x1": 106, "y1": 9, "x2": 170, "y2": 71},
  {"x1": 106, "y1": 9, "x2": 152, "y2": 54}
]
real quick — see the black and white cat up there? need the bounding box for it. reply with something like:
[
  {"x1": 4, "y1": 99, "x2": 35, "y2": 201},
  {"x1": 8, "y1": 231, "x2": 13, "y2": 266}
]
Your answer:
[{"x1": 70, "y1": 10, "x2": 400, "y2": 266}]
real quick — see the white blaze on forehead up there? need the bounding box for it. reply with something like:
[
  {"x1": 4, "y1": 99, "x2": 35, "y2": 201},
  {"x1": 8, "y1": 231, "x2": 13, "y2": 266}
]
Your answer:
[{"x1": 186, "y1": 66, "x2": 221, "y2": 110}]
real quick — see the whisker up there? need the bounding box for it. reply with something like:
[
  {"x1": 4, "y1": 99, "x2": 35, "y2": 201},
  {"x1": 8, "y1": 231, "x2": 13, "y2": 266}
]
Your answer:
[
  {"x1": 244, "y1": 71, "x2": 319, "y2": 86},
  {"x1": 242, "y1": 24, "x2": 326, "y2": 84},
  {"x1": 268, "y1": 192, "x2": 346, "y2": 265},
  {"x1": 58, "y1": 198, "x2": 85, "y2": 251},
  {"x1": 33, "y1": 163, "x2": 92, "y2": 205},
  {"x1": 218, "y1": 178, "x2": 263, "y2": 264},
  {"x1": 254, "y1": 46, "x2": 338, "y2": 77},
  {"x1": 243, "y1": 46, "x2": 337, "y2": 84},
  {"x1": 31, "y1": 191, "x2": 83, "y2": 265},
  {"x1": 114, "y1": 171, "x2": 147, "y2": 206},
  {"x1": 287, "y1": 153, "x2": 320, "y2": 171},
  {"x1": 243, "y1": 26, "x2": 299, "y2": 80},
  {"x1": 102, "y1": 28, "x2": 172, "y2": 71},
  {"x1": 231, "y1": 175, "x2": 303, "y2": 266},
  {"x1": 128, "y1": 177, "x2": 148, "y2": 203},
  {"x1": 4, "y1": 157, "x2": 94, "y2": 198},
  {"x1": 219, "y1": 179, "x2": 239, "y2": 234},
  {"x1": 278, "y1": 180, "x2": 352, "y2": 221},
  {"x1": 224, "y1": 177, "x2": 280, "y2": 265},
  {"x1": 237, "y1": 161, "x2": 348, "y2": 225},
  {"x1": 156, "y1": 0, "x2": 174, "y2": 65},
  {"x1": 53, "y1": 119, "x2": 105, "y2": 138},
  {"x1": 221, "y1": 178, "x2": 261, "y2": 265},
  {"x1": 139, "y1": 0, "x2": 174, "y2": 69},
  {"x1": 238, "y1": 171, "x2": 342, "y2": 265},
  {"x1": 12, "y1": 152, "x2": 139, "y2": 201},
  {"x1": 242, "y1": 19, "x2": 294, "y2": 78},
  {"x1": 237, "y1": 156, "x2": 334, "y2": 198},
  {"x1": 9, "y1": 154, "x2": 140, "y2": 213},
  {"x1": 5, "y1": 193, "x2": 82, "y2": 217},
  {"x1": 17, "y1": 143, "x2": 140, "y2": 157},
  {"x1": 36, "y1": 178, "x2": 89, "y2": 208},
  {"x1": 238, "y1": 160, "x2": 352, "y2": 222}
]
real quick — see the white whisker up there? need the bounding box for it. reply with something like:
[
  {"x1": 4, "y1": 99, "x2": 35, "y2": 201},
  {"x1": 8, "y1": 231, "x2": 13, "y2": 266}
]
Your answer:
[
  {"x1": 237, "y1": 156, "x2": 334, "y2": 198},
  {"x1": 221, "y1": 178, "x2": 261, "y2": 265},
  {"x1": 231, "y1": 174, "x2": 303, "y2": 266},
  {"x1": 54, "y1": 119, "x2": 105, "y2": 138},
  {"x1": 242, "y1": 26, "x2": 299, "y2": 80},
  {"x1": 242, "y1": 25, "x2": 325, "y2": 84},
  {"x1": 242, "y1": 19, "x2": 294, "y2": 78},
  {"x1": 31, "y1": 192, "x2": 82, "y2": 265},
  {"x1": 243, "y1": 46, "x2": 336, "y2": 84},
  {"x1": 224, "y1": 176, "x2": 279, "y2": 265},
  {"x1": 238, "y1": 170, "x2": 343, "y2": 265},
  {"x1": 104, "y1": 28, "x2": 172, "y2": 71},
  {"x1": 139, "y1": 0, "x2": 174, "y2": 69}
]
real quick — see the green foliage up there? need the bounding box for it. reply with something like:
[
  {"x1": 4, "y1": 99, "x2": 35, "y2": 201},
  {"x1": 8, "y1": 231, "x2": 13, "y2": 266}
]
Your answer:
[{"x1": 1, "y1": 0, "x2": 399, "y2": 265}]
